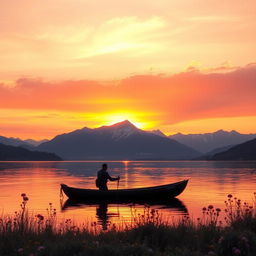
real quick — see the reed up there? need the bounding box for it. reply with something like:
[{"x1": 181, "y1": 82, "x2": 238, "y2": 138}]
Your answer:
[{"x1": 0, "y1": 193, "x2": 256, "y2": 256}]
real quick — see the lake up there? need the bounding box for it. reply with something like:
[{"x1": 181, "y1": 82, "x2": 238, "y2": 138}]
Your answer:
[{"x1": 0, "y1": 161, "x2": 256, "y2": 230}]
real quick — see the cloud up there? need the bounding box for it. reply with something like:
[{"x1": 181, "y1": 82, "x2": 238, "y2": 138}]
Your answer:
[
  {"x1": 74, "y1": 16, "x2": 166, "y2": 59},
  {"x1": 1, "y1": 0, "x2": 256, "y2": 80},
  {"x1": 0, "y1": 64, "x2": 255, "y2": 127}
]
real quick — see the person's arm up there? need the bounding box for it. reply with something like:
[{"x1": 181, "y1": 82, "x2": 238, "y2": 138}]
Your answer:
[{"x1": 107, "y1": 172, "x2": 120, "y2": 181}]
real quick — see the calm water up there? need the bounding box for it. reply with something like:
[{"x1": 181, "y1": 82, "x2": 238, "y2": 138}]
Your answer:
[{"x1": 0, "y1": 161, "x2": 256, "y2": 230}]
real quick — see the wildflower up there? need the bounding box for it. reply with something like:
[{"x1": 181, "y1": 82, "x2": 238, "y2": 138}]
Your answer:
[
  {"x1": 228, "y1": 194, "x2": 233, "y2": 198},
  {"x1": 23, "y1": 196, "x2": 29, "y2": 201},
  {"x1": 241, "y1": 236, "x2": 248, "y2": 243},
  {"x1": 36, "y1": 214, "x2": 44, "y2": 221},
  {"x1": 37, "y1": 246, "x2": 45, "y2": 251},
  {"x1": 216, "y1": 208, "x2": 221, "y2": 212},
  {"x1": 208, "y1": 205, "x2": 214, "y2": 210},
  {"x1": 17, "y1": 248, "x2": 24, "y2": 253},
  {"x1": 218, "y1": 236, "x2": 224, "y2": 244},
  {"x1": 232, "y1": 247, "x2": 241, "y2": 255},
  {"x1": 202, "y1": 207, "x2": 207, "y2": 211},
  {"x1": 21, "y1": 193, "x2": 26, "y2": 197},
  {"x1": 147, "y1": 248, "x2": 153, "y2": 253}
]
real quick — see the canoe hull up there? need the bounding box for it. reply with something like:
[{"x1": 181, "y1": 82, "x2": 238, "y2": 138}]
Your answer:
[{"x1": 61, "y1": 180, "x2": 188, "y2": 200}]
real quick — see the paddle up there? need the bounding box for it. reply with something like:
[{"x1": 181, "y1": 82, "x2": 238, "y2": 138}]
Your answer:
[
  {"x1": 116, "y1": 176, "x2": 120, "y2": 216},
  {"x1": 117, "y1": 176, "x2": 120, "y2": 190}
]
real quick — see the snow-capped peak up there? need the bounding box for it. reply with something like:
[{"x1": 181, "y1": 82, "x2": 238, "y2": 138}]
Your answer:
[{"x1": 108, "y1": 120, "x2": 140, "y2": 140}]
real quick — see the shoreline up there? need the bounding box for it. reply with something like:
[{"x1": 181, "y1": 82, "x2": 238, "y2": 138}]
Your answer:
[{"x1": 1, "y1": 194, "x2": 256, "y2": 256}]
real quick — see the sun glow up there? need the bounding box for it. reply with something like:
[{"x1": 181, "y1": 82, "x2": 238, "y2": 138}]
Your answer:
[{"x1": 99, "y1": 112, "x2": 150, "y2": 129}]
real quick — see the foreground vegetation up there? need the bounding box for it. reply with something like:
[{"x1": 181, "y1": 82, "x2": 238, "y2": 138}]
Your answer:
[{"x1": 1, "y1": 194, "x2": 256, "y2": 256}]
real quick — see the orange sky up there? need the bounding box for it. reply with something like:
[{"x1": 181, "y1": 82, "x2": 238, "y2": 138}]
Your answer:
[{"x1": 0, "y1": 0, "x2": 256, "y2": 139}]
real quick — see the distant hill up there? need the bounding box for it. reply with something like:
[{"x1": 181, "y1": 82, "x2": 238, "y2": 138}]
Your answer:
[
  {"x1": 37, "y1": 120, "x2": 200, "y2": 160},
  {"x1": 210, "y1": 138, "x2": 256, "y2": 160},
  {"x1": 24, "y1": 139, "x2": 49, "y2": 146},
  {"x1": 195, "y1": 145, "x2": 235, "y2": 160},
  {"x1": 0, "y1": 135, "x2": 47, "y2": 149},
  {"x1": 0, "y1": 143, "x2": 62, "y2": 161},
  {"x1": 0, "y1": 135, "x2": 30, "y2": 147},
  {"x1": 169, "y1": 130, "x2": 256, "y2": 153}
]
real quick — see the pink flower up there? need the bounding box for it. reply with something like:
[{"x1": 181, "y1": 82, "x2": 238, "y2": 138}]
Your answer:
[
  {"x1": 232, "y1": 247, "x2": 241, "y2": 255},
  {"x1": 37, "y1": 246, "x2": 45, "y2": 251},
  {"x1": 241, "y1": 236, "x2": 248, "y2": 243},
  {"x1": 36, "y1": 214, "x2": 44, "y2": 221},
  {"x1": 17, "y1": 248, "x2": 24, "y2": 253},
  {"x1": 218, "y1": 236, "x2": 224, "y2": 244}
]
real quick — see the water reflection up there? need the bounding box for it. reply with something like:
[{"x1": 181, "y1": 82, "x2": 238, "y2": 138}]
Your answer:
[
  {"x1": 61, "y1": 198, "x2": 188, "y2": 230},
  {"x1": 96, "y1": 202, "x2": 117, "y2": 230},
  {"x1": 0, "y1": 161, "x2": 256, "y2": 229}
]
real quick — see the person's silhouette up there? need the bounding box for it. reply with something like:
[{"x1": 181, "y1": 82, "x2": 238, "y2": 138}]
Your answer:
[
  {"x1": 96, "y1": 202, "x2": 109, "y2": 230},
  {"x1": 95, "y1": 164, "x2": 120, "y2": 191}
]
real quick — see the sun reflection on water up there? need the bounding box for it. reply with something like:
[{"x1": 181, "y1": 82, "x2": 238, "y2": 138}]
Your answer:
[{"x1": 0, "y1": 161, "x2": 256, "y2": 230}]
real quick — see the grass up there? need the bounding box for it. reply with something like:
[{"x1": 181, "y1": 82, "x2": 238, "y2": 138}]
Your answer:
[{"x1": 0, "y1": 193, "x2": 256, "y2": 256}]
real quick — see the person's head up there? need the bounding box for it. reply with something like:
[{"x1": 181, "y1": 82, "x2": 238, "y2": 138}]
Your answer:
[{"x1": 102, "y1": 163, "x2": 108, "y2": 171}]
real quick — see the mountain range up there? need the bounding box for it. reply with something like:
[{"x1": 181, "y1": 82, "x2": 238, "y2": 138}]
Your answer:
[
  {"x1": 169, "y1": 130, "x2": 256, "y2": 153},
  {"x1": 1, "y1": 121, "x2": 255, "y2": 161},
  {"x1": 37, "y1": 120, "x2": 200, "y2": 160},
  {"x1": 0, "y1": 136, "x2": 47, "y2": 148}
]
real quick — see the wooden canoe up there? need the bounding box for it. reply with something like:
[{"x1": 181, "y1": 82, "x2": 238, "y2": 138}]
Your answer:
[{"x1": 60, "y1": 180, "x2": 188, "y2": 200}]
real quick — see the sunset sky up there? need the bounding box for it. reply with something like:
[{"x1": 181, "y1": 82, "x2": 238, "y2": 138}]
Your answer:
[{"x1": 1, "y1": 0, "x2": 256, "y2": 139}]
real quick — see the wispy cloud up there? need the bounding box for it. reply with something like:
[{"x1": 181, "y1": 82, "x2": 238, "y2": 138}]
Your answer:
[
  {"x1": 0, "y1": 64, "x2": 255, "y2": 138},
  {"x1": 1, "y1": 0, "x2": 256, "y2": 80}
]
